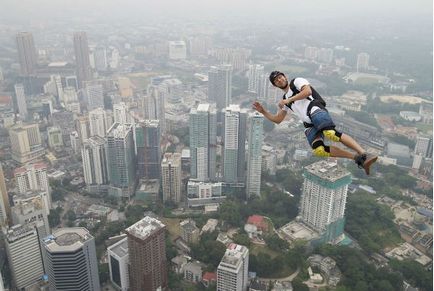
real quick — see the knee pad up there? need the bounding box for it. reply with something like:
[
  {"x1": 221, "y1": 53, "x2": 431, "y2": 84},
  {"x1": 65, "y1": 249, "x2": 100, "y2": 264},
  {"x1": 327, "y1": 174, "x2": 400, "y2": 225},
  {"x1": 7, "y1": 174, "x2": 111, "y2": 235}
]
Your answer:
[
  {"x1": 323, "y1": 129, "x2": 342, "y2": 142},
  {"x1": 312, "y1": 140, "x2": 331, "y2": 157}
]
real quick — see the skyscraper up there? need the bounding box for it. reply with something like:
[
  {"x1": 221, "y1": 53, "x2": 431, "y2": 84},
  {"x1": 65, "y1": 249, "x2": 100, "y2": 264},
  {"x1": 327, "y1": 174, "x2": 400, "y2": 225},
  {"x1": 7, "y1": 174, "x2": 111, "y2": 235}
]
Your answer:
[
  {"x1": 94, "y1": 46, "x2": 108, "y2": 71},
  {"x1": 161, "y1": 153, "x2": 182, "y2": 203},
  {"x1": 89, "y1": 107, "x2": 109, "y2": 138},
  {"x1": 208, "y1": 65, "x2": 232, "y2": 111},
  {"x1": 113, "y1": 102, "x2": 128, "y2": 124},
  {"x1": 246, "y1": 113, "x2": 264, "y2": 198},
  {"x1": 223, "y1": 105, "x2": 247, "y2": 183},
  {"x1": 81, "y1": 136, "x2": 109, "y2": 190},
  {"x1": 106, "y1": 123, "x2": 136, "y2": 198},
  {"x1": 356, "y1": 52, "x2": 370, "y2": 72},
  {"x1": 300, "y1": 161, "x2": 351, "y2": 243},
  {"x1": 9, "y1": 123, "x2": 45, "y2": 163},
  {"x1": 14, "y1": 162, "x2": 51, "y2": 212},
  {"x1": 217, "y1": 243, "x2": 249, "y2": 291},
  {"x1": 41, "y1": 228, "x2": 100, "y2": 291},
  {"x1": 86, "y1": 82, "x2": 104, "y2": 110},
  {"x1": 144, "y1": 85, "x2": 166, "y2": 133},
  {"x1": 126, "y1": 216, "x2": 167, "y2": 291},
  {"x1": 248, "y1": 64, "x2": 265, "y2": 94},
  {"x1": 0, "y1": 162, "x2": 11, "y2": 226},
  {"x1": 73, "y1": 32, "x2": 92, "y2": 87},
  {"x1": 108, "y1": 237, "x2": 129, "y2": 291},
  {"x1": 189, "y1": 103, "x2": 217, "y2": 181},
  {"x1": 5, "y1": 224, "x2": 45, "y2": 290},
  {"x1": 136, "y1": 120, "x2": 161, "y2": 179},
  {"x1": 75, "y1": 115, "x2": 90, "y2": 144},
  {"x1": 16, "y1": 32, "x2": 37, "y2": 76},
  {"x1": 168, "y1": 41, "x2": 187, "y2": 60},
  {"x1": 14, "y1": 83, "x2": 28, "y2": 120}
]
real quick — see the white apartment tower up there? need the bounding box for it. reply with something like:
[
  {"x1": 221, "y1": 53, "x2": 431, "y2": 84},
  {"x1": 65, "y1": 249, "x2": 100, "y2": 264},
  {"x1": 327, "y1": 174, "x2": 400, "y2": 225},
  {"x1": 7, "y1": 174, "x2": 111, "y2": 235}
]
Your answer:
[
  {"x1": 300, "y1": 161, "x2": 351, "y2": 238},
  {"x1": 81, "y1": 136, "x2": 109, "y2": 188},
  {"x1": 89, "y1": 107, "x2": 110, "y2": 138},
  {"x1": 223, "y1": 105, "x2": 247, "y2": 183},
  {"x1": 248, "y1": 64, "x2": 264, "y2": 94},
  {"x1": 217, "y1": 243, "x2": 249, "y2": 291},
  {"x1": 14, "y1": 83, "x2": 28, "y2": 120},
  {"x1": 356, "y1": 52, "x2": 370, "y2": 72}
]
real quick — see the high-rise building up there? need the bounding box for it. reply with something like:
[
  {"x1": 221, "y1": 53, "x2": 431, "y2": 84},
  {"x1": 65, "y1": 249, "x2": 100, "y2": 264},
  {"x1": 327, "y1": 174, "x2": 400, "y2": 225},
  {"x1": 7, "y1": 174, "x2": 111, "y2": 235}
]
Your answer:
[
  {"x1": 73, "y1": 32, "x2": 92, "y2": 87},
  {"x1": 9, "y1": 123, "x2": 45, "y2": 163},
  {"x1": 189, "y1": 103, "x2": 217, "y2": 181},
  {"x1": 47, "y1": 126, "x2": 63, "y2": 148},
  {"x1": 246, "y1": 113, "x2": 264, "y2": 198},
  {"x1": 248, "y1": 64, "x2": 265, "y2": 94},
  {"x1": 356, "y1": 52, "x2": 370, "y2": 72},
  {"x1": 14, "y1": 162, "x2": 51, "y2": 211},
  {"x1": 143, "y1": 85, "x2": 166, "y2": 133},
  {"x1": 169, "y1": 41, "x2": 187, "y2": 60},
  {"x1": 108, "y1": 237, "x2": 129, "y2": 291},
  {"x1": 217, "y1": 243, "x2": 249, "y2": 291},
  {"x1": 414, "y1": 135, "x2": 432, "y2": 158},
  {"x1": 161, "y1": 153, "x2": 182, "y2": 203},
  {"x1": 305, "y1": 46, "x2": 319, "y2": 60},
  {"x1": 317, "y1": 48, "x2": 334, "y2": 64},
  {"x1": 86, "y1": 82, "x2": 104, "y2": 110},
  {"x1": 223, "y1": 105, "x2": 247, "y2": 183},
  {"x1": 16, "y1": 32, "x2": 37, "y2": 76},
  {"x1": 11, "y1": 194, "x2": 50, "y2": 237},
  {"x1": 300, "y1": 161, "x2": 351, "y2": 243},
  {"x1": 4, "y1": 224, "x2": 45, "y2": 290},
  {"x1": 14, "y1": 83, "x2": 28, "y2": 120},
  {"x1": 41, "y1": 228, "x2": 100, "y2": 291},
  {"x1": 89, "y1": 108, "x2": 109, "y2": 138},
  {"x1": 136, "y1": 120, "x2": 161, "y2": 179},
  {"x1": 113, "y1": 102, "x2": 128, "y2": 124},
  {"x1": 188, "y1": 36, "x2": 212, "y2": 57},
  {"x1": 106, "y1": 123, "x2": 136, "y2": 198},
  {"x1": 81, "y1": 136, "x2": 109, "y2": 190},
  {"x1": 62, "y1": 86, "x2": 79, "y2": 104},
  {"x1": 208, "y1": 65, "x2": 233, "y2": 111},
  {"x1": 126, "y1": 216, "x2": 167, "y2": 291},
  {"x1": 0, "y1": 162, "x2": 11, "y2": 226},
  {"x1": 94, "y1": 46, "x2": 108, "y2": 71},
  {"x1": 257, "y1": 73, "x2": 269, "y2": 101},
  {"x1": 75, "y1": 115, "x2": 90, "y2": 144}
]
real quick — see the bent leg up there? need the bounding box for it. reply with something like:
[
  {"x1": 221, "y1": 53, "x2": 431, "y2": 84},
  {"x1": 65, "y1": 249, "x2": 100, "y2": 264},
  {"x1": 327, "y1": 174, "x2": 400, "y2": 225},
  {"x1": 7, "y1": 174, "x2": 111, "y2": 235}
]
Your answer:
[{"x1": 339, "y1": 133, "x2": 365, "y2": 155}]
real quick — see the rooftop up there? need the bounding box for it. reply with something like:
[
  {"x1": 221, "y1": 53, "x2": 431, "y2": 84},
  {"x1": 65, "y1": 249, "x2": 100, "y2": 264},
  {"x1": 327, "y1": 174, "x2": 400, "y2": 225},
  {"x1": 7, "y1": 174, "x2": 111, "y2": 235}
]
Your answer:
[
  {"x1": 125, "y1": 216, "x2": 165, "y2": 240},
  {"x1": 304, "y1": 160, "x2": 351, "y2": 182},
  {"x1": 108, "y1": 237, "x2": 128, "y2": 258},
  {"x1": 220, "y1": 243, "x2": 248, "y2": 267},
  {"x1": 43, "y1": 228, "x2": 93, "y2": 253}
]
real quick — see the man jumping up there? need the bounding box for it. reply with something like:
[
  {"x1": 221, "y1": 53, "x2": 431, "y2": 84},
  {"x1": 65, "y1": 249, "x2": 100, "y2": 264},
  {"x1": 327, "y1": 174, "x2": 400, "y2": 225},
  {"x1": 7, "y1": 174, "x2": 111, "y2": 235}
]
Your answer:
[{"x1": 253, "y1": 71, "x2": 377, "y2": 175}]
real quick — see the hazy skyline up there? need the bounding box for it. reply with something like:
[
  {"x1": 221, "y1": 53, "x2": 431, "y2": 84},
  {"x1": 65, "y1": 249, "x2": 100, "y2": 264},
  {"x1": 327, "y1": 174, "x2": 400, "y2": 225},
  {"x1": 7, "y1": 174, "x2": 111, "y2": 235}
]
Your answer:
[{"x1": 1, "y1": 0, "x2": 432, "y2": 25}]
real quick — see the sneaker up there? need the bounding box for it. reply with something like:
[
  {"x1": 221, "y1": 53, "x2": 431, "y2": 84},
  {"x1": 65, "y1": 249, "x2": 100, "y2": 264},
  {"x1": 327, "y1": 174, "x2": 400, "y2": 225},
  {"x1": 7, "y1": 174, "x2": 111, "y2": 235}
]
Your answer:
[{"x1": 354, "y1": 153, "x2": 378, "y2": 175}]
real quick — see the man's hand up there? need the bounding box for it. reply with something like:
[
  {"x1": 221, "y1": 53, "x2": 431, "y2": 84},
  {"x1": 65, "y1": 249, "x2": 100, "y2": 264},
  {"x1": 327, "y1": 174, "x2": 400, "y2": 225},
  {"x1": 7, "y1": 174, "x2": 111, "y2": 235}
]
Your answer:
[
  {"x1": 252, "y1": 101, "x2": 265, "y2": 114},
  {"x1": 278, "y1": 97, "x2": 293, "y2": 108}
]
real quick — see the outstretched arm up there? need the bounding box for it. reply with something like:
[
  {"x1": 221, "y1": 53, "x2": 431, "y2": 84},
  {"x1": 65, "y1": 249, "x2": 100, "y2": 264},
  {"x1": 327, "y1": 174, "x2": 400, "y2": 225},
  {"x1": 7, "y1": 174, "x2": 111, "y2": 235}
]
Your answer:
[{"x1": 252, "y1": 101, "x2": 287, "y2": 124}]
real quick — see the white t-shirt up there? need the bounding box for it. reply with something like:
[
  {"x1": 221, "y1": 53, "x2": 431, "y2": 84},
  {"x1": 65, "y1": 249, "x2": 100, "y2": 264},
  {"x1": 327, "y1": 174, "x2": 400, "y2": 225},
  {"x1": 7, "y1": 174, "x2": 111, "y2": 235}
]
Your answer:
[{"x1": 281, "y1": 77, "x2": 319, "y2": 123}]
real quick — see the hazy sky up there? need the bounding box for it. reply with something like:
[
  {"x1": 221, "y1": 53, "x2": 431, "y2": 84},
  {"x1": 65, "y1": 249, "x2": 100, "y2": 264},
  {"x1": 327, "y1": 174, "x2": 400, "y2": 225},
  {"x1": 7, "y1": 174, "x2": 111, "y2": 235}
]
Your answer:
[{"x1": 1, "y1": 0, "x2": 432, "y2": 24}]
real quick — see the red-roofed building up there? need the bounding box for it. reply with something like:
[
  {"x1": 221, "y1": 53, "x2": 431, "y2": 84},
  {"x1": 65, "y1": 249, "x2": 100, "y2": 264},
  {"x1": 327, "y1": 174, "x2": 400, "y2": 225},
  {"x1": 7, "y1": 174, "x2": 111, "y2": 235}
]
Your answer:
[
  {"x1": 247, "y1": 215, "x2": 268, "y2": 232},
  {"x1": 202, "y1": 272, "x2": 216, "y2": 287},
  {"x1": 0, "y1": 95, "x2": 12, "y2": 110}
]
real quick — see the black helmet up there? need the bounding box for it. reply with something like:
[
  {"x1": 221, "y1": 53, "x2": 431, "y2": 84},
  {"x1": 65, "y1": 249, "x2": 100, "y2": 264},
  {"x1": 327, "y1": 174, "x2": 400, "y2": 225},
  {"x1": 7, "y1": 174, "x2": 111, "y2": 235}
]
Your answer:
[{"x1": 269, "y1": 71, "x2": 284, "y2": 84}]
